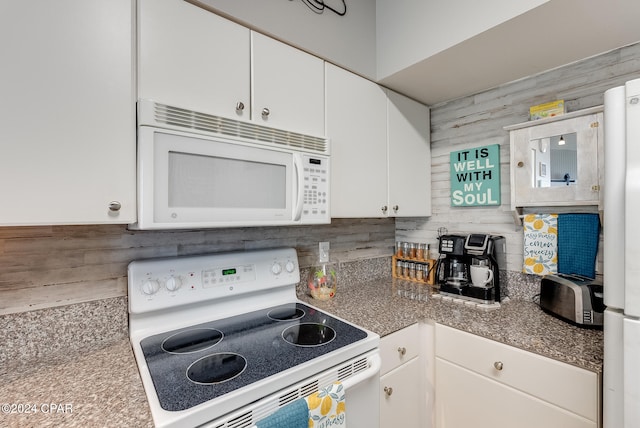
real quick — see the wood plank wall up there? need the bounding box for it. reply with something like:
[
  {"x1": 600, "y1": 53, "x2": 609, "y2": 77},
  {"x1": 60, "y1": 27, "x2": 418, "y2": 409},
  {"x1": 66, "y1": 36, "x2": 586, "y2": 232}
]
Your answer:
[
  {"x1": 0, "y1": 219, "x2": 394, "y2": 314},
  {"x1": 397, "y1": 42, "x2": 640, "y2": 272}
]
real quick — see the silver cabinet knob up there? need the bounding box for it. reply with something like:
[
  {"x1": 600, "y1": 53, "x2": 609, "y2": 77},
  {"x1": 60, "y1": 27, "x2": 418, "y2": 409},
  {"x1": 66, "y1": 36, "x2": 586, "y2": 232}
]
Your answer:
[
  {"x1": 494, "y1": 361, "x2": 504, "y2": 371},
  {"x1": 393, "y1": 205, "x2": 399, "y2": 212},
  {"x1": 381, "y1": 205, "x2": 388, "y2": 213},
  {"x1": 383, "y1": 386, "x2": 393, "y2": 396},
  {"x1": 261, "y1": 107, "x2": 270, "y2": 117},
  {"x1": 236, "y1": 101, "x2": 245, "y2": 112},
  {"x1": 108, "y1": 201, "x2": 121, "y2": 212},
  {"x1": 397, "y1": 347, "x2": 406, "y2": 356}
]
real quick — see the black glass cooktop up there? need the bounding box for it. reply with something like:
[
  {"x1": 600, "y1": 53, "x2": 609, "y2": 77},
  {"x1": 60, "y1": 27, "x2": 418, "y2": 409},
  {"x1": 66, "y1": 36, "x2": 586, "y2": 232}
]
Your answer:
[{"x1": 139, "y1": 303, "x2": 368, "y2": 411}]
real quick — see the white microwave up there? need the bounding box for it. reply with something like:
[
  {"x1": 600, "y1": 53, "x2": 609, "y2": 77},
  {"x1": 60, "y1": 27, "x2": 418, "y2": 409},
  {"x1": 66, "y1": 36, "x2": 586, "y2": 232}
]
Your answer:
[{"x1": 132, "y1": 100, "x2": 330, "y2": 230}]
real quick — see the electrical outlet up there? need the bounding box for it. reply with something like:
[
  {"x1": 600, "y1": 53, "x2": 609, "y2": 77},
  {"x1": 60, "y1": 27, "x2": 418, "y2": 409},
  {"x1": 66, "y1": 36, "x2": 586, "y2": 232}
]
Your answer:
[{"x1": 319, "y1": 241, "x2": 330, "y2": 263}]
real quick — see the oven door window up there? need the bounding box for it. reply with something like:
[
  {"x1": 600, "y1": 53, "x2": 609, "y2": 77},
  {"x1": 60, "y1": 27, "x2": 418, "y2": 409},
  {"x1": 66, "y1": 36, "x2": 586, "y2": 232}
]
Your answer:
[{"x1": 151, "y1": 130, "x2": 294, "y2": 225}]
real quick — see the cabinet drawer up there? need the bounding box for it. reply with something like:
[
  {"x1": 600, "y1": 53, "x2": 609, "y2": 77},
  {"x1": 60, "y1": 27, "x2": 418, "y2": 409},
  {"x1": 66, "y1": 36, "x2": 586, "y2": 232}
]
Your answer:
[
  {"x1": 435, "y1": 324, "x2": 599, "y2": 422},
  {"x1": 436, "y1": 358, "x2": 596, "y2": 428},
  {"x1": 380, "y1": 323, "x2": 419, "y2": 375}
]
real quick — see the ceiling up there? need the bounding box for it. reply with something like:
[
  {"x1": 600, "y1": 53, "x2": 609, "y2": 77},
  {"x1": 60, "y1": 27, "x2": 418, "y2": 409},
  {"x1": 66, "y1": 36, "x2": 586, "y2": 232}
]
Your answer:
[{"x1": 378, "y1": 0, "x2": 640, "y2": 105}]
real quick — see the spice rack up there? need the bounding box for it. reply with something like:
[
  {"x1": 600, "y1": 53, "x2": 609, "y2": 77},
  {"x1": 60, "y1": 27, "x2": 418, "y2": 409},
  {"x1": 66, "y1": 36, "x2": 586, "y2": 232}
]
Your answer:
[{"x1": 392, "y1": 255, "x2": 436, "y2": 285}]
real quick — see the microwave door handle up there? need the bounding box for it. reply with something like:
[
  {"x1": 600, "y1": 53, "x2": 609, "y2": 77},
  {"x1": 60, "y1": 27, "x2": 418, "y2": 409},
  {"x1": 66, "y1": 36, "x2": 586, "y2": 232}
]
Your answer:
[{"x1": 293, "y1": 154, "x2": 304, "y2": 221}]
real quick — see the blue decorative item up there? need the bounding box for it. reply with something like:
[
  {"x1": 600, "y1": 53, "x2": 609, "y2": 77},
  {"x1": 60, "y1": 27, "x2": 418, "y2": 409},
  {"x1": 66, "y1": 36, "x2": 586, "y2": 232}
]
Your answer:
[
  {"x1": 256, "y1": 398, "x2": 308, "y2": 428},
  {"x1": 557, "y1": 213, "x2": 600, "y2": 278}
]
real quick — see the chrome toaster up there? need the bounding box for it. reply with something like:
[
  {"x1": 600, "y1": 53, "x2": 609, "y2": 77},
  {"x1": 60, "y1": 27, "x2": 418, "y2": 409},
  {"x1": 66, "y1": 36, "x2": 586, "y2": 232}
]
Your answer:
[{"x1": 539, "y1": 274, "x2": 605, "y2": 328}]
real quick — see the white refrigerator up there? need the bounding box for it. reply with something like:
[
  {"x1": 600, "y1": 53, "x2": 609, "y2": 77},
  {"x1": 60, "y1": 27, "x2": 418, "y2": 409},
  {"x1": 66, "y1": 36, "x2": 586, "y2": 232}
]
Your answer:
[{"x1": 604, "y1": 78, "x2": 640, "y2": 428}]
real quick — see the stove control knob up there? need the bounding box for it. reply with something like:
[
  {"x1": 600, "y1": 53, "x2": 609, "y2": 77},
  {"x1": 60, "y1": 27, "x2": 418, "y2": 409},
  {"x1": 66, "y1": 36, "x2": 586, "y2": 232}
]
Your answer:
[
  {"x1": 271, "y1": 262, "x2": 282, "y2": 275},
  {"x1": 165, "y1": 276, "x2": 182, "y2": 292},
  {"x1": 285, "y1": 260, "x2": 296, "y2": 273},
  {"x1": 141, "y1": 280, "x2": 160, "y2": 295}
]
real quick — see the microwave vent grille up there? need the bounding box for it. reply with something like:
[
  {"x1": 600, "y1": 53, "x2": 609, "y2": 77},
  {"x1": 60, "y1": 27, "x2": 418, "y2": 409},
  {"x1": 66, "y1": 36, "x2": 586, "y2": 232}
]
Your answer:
[{"x1": 151, "y1": 102, "x2": 328, "y2": 154}]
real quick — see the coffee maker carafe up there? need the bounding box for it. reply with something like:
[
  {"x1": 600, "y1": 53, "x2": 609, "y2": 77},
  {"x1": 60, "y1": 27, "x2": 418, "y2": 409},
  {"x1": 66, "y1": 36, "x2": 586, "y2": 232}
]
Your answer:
[{"x1": 435, "y1": 235, "x2": 469, "y2": 287}]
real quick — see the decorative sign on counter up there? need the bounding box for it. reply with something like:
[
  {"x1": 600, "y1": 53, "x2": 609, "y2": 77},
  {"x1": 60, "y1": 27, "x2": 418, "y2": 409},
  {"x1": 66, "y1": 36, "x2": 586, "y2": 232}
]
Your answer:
[{"x1": 450, "y1": 144, "x2": 501, "y2": 207}]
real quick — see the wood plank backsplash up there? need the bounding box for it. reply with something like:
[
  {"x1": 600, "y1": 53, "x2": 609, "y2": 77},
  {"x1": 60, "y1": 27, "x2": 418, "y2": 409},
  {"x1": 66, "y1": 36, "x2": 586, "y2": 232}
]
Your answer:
[
  {"x1": 0, "y1": 219, "x2": 395, "y2": 314},
  {"x1": 397, "y1": 41, "x2": 640, "y2": 273}
]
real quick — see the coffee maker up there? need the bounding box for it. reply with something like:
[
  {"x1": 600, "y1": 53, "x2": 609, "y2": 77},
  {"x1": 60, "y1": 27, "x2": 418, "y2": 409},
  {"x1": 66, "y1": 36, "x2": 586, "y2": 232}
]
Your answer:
[{"x1": 435, "y1": 233, "x2": 506, "y2": 304}]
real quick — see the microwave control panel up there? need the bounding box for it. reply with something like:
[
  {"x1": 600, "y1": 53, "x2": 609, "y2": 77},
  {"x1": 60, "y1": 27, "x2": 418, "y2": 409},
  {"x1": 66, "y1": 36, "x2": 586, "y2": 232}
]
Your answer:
[{"x1": 301, "y1": 154, "x2": 329, "y2": 221}]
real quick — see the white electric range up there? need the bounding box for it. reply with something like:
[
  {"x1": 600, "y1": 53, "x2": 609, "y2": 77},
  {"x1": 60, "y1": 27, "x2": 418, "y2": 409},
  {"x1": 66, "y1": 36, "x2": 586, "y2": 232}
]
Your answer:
[{"x1": 128, "y1": 248, "x2": 380, "y2": 428}]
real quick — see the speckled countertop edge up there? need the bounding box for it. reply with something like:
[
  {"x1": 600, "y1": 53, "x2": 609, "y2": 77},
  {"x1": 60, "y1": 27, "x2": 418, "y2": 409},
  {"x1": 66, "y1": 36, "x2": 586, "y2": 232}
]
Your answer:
[{"x1": 297, "y1": 277, "x2": 603, "y2": 374}]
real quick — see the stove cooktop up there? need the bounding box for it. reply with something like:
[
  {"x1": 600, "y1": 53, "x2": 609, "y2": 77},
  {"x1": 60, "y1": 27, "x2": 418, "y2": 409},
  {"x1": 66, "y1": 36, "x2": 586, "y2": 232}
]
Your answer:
[{"x1": 140, "y1": 302, "x2": 368, "y2": 412}]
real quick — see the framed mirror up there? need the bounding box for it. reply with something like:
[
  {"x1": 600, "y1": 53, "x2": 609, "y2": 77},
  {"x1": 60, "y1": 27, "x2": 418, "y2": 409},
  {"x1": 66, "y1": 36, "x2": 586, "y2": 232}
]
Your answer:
[{"x1": 506, "y1": 107, "x2": 603, "y2": 219}]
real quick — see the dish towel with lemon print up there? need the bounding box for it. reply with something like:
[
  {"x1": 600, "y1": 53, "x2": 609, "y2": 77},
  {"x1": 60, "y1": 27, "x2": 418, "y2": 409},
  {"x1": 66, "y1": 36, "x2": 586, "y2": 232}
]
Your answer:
[
  {"x1": 255, "y1": 382, "x2": 346, "y2": 428},
  {"x1": 306, "y1": 382, "x2": 346, "y2": 428},
  {"x1": 523, "y1": 214, "x2": 558, "y2": 275}
]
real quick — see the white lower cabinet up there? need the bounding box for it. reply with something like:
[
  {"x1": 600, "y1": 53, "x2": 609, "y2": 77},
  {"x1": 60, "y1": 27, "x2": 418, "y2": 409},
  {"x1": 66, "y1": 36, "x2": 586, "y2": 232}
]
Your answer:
[
  {"x1": 380, "y1": 323, "x2": 425, "y2": 428},
  {"x1": 435, "y1": 324, "x2": 600, "y2": 428}
]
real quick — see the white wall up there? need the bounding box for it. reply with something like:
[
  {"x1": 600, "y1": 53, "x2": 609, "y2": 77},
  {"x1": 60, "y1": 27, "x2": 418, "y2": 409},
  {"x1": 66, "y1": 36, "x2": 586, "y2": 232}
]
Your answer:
[
  {"x1": 191, "y1": 0, "x2": 377, "y2": 79},
  {"x1": 375, "y1": 0, "x2": 548, "y2": 79},
  {"x1": 396, "y1": 42, "x2": 640, "y2": 273}
]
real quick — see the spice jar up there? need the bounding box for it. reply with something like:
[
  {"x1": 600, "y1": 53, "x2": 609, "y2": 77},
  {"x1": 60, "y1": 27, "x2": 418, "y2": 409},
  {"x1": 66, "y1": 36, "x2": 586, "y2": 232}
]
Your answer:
[
  {"x1": 402, "y1": 242, "x2": 410, "y2": 259},
  {"x1": 416, "y1": 264, "x2": 424, "y2": 281},
  {"x1": 395, "y1": 241, "x2": 403, "y2": 257},
  {"x1": 416, "y1": 243, "x2": 425, "y2": 260},
  {"x1": 408, "y1": 262, "x2": 416, "y2": 280},
  {"x1": 422, "y1": 263, "x2": 431, "y2": 283},
  {"x1": 403, "y1": 262, "x2": 411, "y2": 278},
  {"x1": 409, "y1": 243, "x2": 417, "y2": 259}
]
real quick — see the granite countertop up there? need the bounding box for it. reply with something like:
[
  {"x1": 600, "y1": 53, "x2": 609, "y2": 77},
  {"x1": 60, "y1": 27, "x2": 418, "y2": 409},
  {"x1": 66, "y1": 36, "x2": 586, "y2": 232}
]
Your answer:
[
  {"x1": 0, "y1": 339, "x2": 153, "y2": 428},
  {"x1": 0, "y1": 277, "x2": 603, "y2": 427},
  {"x1": 297, "y1": 278, "x2": 603, "y2": 374}
]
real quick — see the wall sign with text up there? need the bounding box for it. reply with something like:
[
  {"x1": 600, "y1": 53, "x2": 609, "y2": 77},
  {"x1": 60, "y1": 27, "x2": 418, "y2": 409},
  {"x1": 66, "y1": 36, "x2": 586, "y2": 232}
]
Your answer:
[{"x1": 450, "y1": 144, "x2": 501, "y2": 207}]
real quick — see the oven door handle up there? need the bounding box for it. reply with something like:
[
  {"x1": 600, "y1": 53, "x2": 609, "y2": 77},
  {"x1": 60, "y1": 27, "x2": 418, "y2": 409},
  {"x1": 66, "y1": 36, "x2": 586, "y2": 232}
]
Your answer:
[{"x1": 341, "y1": 352, "x2": 381, "y2": 390}]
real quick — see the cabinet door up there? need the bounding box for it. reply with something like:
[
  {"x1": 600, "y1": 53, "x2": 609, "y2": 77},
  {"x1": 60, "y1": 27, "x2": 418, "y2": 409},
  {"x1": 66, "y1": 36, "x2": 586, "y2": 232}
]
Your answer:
[
  {"x1": 436, "y1": 358, "x2": 596, "y2": 428},
  {"x1": 387, "y1": 90, "x2": 432, "y2": 217},
  {"x1": 326, "y1": 64, "x2": 387, "y2": 217},
  {"x1": 251, "y1": 32, "x2": 325, "y2": 137},
  {"x1": 380, "y1": 358, "x2": 423, "y2": 428},
  {"x1": 138, "y1": 0, "x2": 250, "y2": 120},
  {"x1": 511, "y1": 113, "x2": 601, "y2": 208},
  {"x1": 0, "y1": 0, "x2": 135, "y2": 225}
]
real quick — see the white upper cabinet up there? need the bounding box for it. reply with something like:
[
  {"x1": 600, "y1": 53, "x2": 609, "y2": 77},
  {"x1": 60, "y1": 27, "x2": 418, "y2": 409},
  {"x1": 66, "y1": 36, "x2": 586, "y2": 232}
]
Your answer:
[
  {"x1": 327, "y1": 64, "x2": 431, "y2": 218},
  {"x1": 387, "y1": 90, "x2": 432, "y2": 217},
  {"x1": 251, "y1": 32, "x2": 325, "y2": 137},
  {"x1": 326, "y1": 63, "x2": 388, "y2": 217},
  {"x1": 138, "y1": 0, "x2": 251, "y2": 121},
  {"x1": 0, "y1": 0, "x2": 136, "y2": 225},
  {"x1": 138, "y1": 0, "x2": 324, "y2": 137}
]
